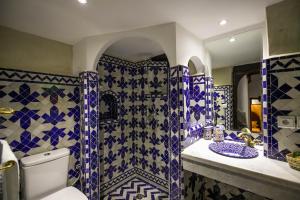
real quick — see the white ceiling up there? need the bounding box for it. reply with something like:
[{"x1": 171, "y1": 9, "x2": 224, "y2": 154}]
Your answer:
[
  {"x1": 205, "y1": 28, "x2": 263, "y2": 69},
  {"x1": 0, "y1": 0, "x2": 281, "y2": 45},
  {"x1": 104, "y1": 37, "x2": 164, "y2": 62}
]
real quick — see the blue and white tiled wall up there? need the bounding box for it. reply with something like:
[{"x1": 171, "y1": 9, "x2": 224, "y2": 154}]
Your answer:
[
  {"x1": 213, "y1": 85, "x2": 233, "y2": 130},
  {"x1": 263, "y1": 53, "x2": 300, "y2": 161},
  {"x1": 180, "y1": 69, "x2": 216, "y2": 148},
  {"x1": 0, "y1": 68, "x2": 80, "y2": 185},
  {"x1": 183, "y1": 74, "x2": 206, "y2": 147},
  {"x1": 97, "y1": 55, "x2": 170, "y2": 196},
  {"x1": 97, "y1": 55, "x2": 136, "y2": 195},
  {"x1": 135, "y1": 60, "x2": 169, "y2": 189},
  {"x1": 189, "y1": 75, "x2": 206, "y2": 127}
]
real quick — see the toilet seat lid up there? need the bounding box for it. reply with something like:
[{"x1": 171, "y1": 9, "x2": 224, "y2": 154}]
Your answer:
[{"x1": 41, "y1": 186, "x2": 87, "y2": 200}]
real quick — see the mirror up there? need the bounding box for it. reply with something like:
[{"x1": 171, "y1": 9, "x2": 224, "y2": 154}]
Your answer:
[{"x1": 206, "y1": 27, "x2": 263, "y2": 134}]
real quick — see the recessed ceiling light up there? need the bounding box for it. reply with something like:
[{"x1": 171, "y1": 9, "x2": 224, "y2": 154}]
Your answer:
[
  {"x1": 78, "y1": 0, "x2": 87, "y2": 4},
  {"x1": 219, "y1": 19, "x2": 227, "y2": 26},
  {"x1": 229, "y1": 37, "x2": 236, "y2": 42}
]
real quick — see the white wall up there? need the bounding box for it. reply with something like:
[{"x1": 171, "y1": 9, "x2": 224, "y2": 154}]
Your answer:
[
  {"x1": 267, "y1": 0, "x2": 300, "y2": 56},
  {"x1": 175, "y1": 24, "x2": 212, "y2": 76},
  {"x1": 262, "y1": 24, "x2": 269, "y2": 59},
  {"x1": 72, "y1": 23, "x2": 177, "y2": 75},
  {"x1": 0, "y1": 26, "x2": 73, "y2": 75},
  {"x1": 73, "y1": 22, "x2": 212, "y2": 76},
  {"x1": 263, "y1": 0, "x2": 300, "y2": 59}
]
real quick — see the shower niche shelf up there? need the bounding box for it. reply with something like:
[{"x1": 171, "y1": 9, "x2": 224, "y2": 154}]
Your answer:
[{"x1": 99, "y1": 90, "x2": 118, "y2": 123}]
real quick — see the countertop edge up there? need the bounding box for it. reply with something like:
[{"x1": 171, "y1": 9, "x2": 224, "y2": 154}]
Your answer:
[{"x1": 182, "y1": 152, "x2": 300, "y2": 192}]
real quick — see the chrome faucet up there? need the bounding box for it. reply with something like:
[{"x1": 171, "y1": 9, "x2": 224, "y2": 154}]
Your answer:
[{"x1": 238, "y1": 128, "x2": 255, "y2": 148}]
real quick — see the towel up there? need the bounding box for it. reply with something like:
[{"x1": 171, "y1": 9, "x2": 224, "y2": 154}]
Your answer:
[{"x1": 0, "y1": 140, "x2": 19, "y2": 200}]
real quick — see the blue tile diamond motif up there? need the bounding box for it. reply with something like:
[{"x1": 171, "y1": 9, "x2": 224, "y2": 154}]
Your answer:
[
  {"x1": 68, "y1": 87, "x2": 80, "y2": 104},
  {"x1": 0, "y1": 116, "x2": 6, "y2": 129},
  {"x1": 0, "y1": 85, "x2": 6, "y2": 98},
  {"x1": 9, "y1": 107, "x2": 40, "y2": 129},
  {"x1": 42, "y1": 127, "x2": 66, "y2": 146},
  {"x1": 10, "y1": 130, "x2": 40, "y2": 153},
  {"x1": 9, "y1": 83, "x2": 39, "y2": 105},
  {"x1": 42, "y1": 106, "x2": 65, "y2": 125},
  {"x1": 42, "y1": 86, "x2": 65, "y2": 104}
]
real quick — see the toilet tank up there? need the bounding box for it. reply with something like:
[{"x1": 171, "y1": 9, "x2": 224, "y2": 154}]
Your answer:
[{"x1": 21, "y1": 148, "x2": 70, "y2": 200}]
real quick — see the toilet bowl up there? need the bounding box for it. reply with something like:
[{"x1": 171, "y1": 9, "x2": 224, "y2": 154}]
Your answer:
[{"x1": 20, "y1": 148, "x2": 87, "y2": 200}]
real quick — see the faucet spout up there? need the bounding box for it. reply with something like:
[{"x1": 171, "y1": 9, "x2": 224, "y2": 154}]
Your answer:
[{"x1": 238, "y1": 128, "x2": 255, "y2": 148}]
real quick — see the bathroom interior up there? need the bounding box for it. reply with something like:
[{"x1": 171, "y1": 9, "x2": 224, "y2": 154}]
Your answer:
[{"x1": 0, "y1": 0, "x2": 299, "y2": 200}]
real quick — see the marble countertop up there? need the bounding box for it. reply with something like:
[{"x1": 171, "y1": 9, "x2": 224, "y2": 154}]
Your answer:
[{"x1": 182, "y1": 139, "x2": 300, "y2": 191}]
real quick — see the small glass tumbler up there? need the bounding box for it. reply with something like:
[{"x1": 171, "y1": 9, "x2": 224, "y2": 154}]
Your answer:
[
  {"x1": 213, "y1": 125, "x2": 225, "y2": 142},
  {"x1": 203, "y1": 126, "x2": 213, "y2": 140}
]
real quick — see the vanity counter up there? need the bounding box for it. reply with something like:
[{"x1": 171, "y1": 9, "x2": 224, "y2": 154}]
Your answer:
[{"x1": 182, "y1": 139, "x2": 300, "y2": 200}]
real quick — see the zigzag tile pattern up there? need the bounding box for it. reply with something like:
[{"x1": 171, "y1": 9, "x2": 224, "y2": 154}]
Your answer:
[
  {"x1": 0, "y1": 68, "x2": 79, "y2": 85},
  {"x1": 103, "y1": 178, "x2": 168, "y2": 200},
  {"x1": 263, "y1": 54, "x2": 300, "y2": 161}
]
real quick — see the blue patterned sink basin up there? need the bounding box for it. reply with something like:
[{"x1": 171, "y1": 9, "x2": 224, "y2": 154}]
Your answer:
[{"x1": 208, "y1": 142, "x2": 258, "y2": 159}]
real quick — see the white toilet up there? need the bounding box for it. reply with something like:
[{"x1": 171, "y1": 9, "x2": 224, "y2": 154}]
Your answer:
[{"x1": 20, "y1": 148, "x2": 87, "y2": 200}]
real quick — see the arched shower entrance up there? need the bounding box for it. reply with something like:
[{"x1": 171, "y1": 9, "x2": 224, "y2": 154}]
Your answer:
[
  {"x1": 86, "y1": 36, "x2": 173, "y2": 199},
  {"x1": 79, "y1": 35, "x2": 204, "y2": 200}
]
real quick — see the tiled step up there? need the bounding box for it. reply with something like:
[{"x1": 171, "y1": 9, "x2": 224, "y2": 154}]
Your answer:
[{"x1": 103, "y1": 178, "x2": 168, "y2": 200}]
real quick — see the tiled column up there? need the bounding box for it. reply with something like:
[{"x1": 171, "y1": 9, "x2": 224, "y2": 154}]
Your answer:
[
  {"x1": 79, "y1": 71, "x2": 100, "y2": 200},
  {"x1": 205, "y1": 77, "x2": 214, "y2": 124},
  {"x1": 261, "y1": 61, "x2": 269, "y2": 157},
  {"x1": 169, "y1": 65, "x2": 186, "y2": 200},
  {"x1": 182, "y1": 66, "x2": 190, "y2": 138}
]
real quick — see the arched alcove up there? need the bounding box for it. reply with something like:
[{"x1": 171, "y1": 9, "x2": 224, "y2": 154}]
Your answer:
[
  {"x1": 92, "y1": 34, "x2": 172, "y2": 70},
  {"x1": 188, "y1": 56, "x2": 206, "y2": 76},
  {"x1": 100, "y1": 37, "x2": 169, "y2": 63}
]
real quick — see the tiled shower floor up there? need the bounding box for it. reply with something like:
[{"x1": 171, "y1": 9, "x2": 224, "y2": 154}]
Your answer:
[{"x1": 103, "y1": 178, "x2": 169, "y2": 200}]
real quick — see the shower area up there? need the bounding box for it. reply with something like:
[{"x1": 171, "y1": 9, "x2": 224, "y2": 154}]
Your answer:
[{"x1": 96, "y1": 38, "x2": 170, "y2": 199}]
